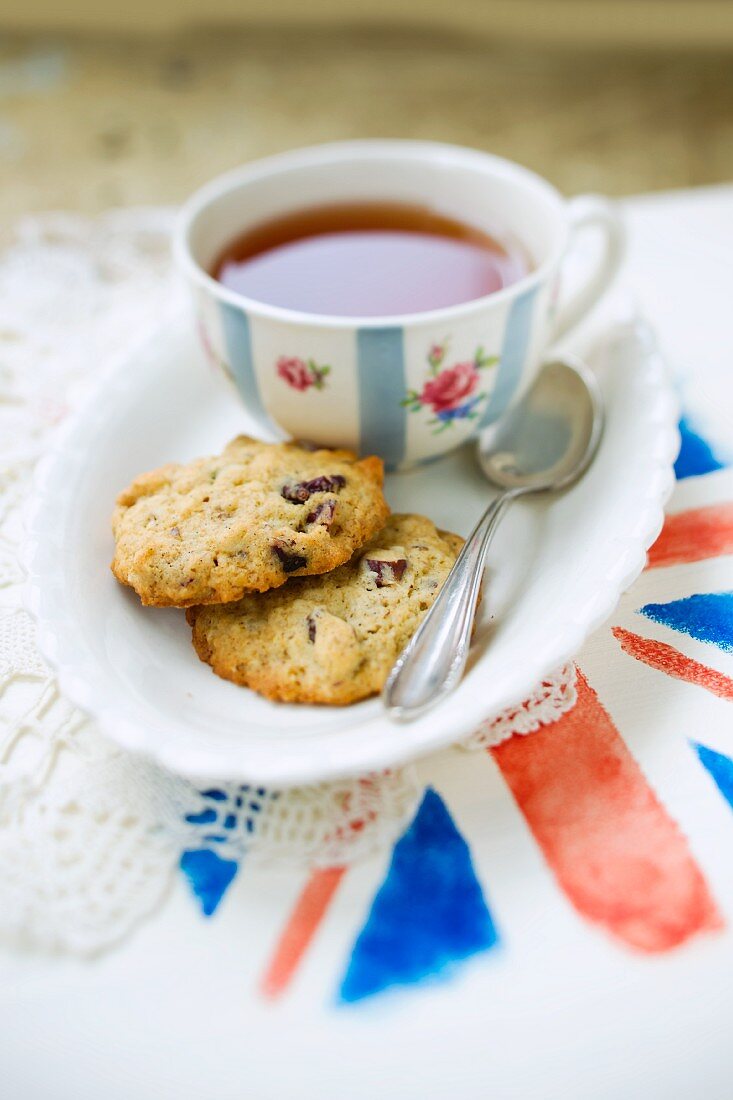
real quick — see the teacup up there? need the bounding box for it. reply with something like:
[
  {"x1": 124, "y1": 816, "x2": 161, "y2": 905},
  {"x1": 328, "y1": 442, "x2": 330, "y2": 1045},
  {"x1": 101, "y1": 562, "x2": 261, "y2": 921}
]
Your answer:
[{"x1": 175, "y1": 140, "x2": 623, "y2": 469}]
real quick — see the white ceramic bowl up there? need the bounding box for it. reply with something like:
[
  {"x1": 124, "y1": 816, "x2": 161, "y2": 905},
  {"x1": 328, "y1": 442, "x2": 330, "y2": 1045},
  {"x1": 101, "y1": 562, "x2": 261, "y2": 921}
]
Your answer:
[{"x1": 26, "y1": 316, "x2": 678, "y2": 784}]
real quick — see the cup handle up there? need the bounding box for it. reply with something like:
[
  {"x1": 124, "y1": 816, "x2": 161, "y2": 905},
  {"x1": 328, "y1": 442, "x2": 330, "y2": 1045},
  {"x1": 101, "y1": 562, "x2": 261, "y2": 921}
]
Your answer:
[{"x1": 552, "y1": 194, "x2": 625, "y2": 341}]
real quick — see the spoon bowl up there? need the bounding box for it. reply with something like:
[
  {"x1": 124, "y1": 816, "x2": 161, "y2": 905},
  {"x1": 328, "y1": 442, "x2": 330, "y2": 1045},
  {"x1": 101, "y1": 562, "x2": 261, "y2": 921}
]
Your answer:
[
  {"x1": 383, "y1": 356, "x2": 604, "y2": 720},
  {"x1": 479, "y1": 357, "x2": 604, "y2": 493}
]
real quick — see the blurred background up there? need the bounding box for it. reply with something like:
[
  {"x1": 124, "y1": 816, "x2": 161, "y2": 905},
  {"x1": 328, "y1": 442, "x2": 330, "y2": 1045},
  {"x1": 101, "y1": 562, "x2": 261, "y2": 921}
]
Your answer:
[{"x1": 1, "y1": 0, "x2": 732, "y2": 232}]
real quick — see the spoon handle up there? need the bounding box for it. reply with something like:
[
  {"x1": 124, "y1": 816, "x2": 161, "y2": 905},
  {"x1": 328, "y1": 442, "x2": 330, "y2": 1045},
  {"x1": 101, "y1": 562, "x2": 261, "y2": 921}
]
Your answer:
[{"x1": 383, "y1": 488, "x2": 518, "y2": 719}]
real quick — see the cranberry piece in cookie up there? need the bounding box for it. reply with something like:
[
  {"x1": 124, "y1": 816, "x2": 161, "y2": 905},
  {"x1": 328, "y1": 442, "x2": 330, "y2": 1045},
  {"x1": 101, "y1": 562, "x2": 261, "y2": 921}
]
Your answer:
[
  {"x1": 273, "y1": 541, "x2": 308, "y2": 573},
  {"x1": 363, "y1": 548, "x2": 408, "y2": 587},
  {"x1": 306, "y1": 499, "x2": 337, "y2": 528},
  {"x1": 281, "y1": 474, "x2": 346, "y2": 504}
]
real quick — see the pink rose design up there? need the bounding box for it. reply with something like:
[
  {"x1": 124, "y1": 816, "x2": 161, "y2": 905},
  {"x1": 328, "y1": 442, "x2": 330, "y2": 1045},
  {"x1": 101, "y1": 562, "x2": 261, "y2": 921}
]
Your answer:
[
  {"x1": 277, "y1": 356, "x2": 313, "y2": 391},
  {"x1": 419, "y1": 361, "x2": 480, "y2": 414},
  {"x1": 428, "y1": 342, "x2": 446, "y2": 368}
]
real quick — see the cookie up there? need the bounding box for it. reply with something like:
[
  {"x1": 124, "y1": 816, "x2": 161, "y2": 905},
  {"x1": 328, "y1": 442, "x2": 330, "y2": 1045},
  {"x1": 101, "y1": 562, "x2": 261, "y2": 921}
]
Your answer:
[
  {"x1": 187, "y1": 514, "x2": 463, "y2": 705},
  {"x1": 111, "y1": 435, "x2": 389, "y2": 607}
]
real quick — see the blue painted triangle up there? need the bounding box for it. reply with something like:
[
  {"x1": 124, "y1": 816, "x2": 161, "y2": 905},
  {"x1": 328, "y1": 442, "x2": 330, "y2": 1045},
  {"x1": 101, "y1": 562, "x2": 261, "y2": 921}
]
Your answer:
[
  {"x1": 338, "y1": 787, "x2": 499, "y2": 1004},
  {"x1": 693, "y1": 742, "x2": 733, "y2": 810},
  {"x1": 674, "y1": 417, "x2": 725, "y2": 480},
  {"x1": 638, "y1": 592, "x2": 733, "y2": 653},
  {"x1": 180, "y1": 848, "x2": 239, "y2": 917}
]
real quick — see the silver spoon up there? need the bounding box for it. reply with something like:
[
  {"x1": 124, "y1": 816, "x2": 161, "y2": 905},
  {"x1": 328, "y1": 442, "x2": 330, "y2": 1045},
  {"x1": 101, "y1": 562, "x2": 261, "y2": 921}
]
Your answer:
[{"x1": 383, "y1": 356, "x2": 604, "y2": 720}]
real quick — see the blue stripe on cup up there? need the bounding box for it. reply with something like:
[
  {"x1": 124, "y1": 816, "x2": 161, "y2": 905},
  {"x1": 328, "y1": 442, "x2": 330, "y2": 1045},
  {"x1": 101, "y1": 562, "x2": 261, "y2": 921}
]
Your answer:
[
  {"x1": 357, "y1": 327, "x2": 407, "y2": 468},
  {"x1": 479, "y1": 285, "x2": 539, "y2": 428},
  {"x1": 219, "y1": 302, "x2": 274, "y2": 431}
]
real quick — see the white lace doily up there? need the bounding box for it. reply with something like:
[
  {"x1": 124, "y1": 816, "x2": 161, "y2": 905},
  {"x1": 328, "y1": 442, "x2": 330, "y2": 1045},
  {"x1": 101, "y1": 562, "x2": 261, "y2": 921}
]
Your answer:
[
  {"x1": 462, "y1": 662, "x2": 577, "y2": 750},
  {"x1": 0, "y1": 211, "x2": 576, "y2": 956}
]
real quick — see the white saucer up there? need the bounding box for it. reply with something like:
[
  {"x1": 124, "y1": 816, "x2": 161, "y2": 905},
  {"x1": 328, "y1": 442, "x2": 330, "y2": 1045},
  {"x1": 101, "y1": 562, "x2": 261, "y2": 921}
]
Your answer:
[{"x1": 26, "y1": 315, "x2": 678, "y2": 785}]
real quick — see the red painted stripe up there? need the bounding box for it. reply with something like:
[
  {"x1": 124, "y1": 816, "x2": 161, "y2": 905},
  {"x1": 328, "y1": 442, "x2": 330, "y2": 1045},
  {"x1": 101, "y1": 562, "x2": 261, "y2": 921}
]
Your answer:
[
  {"x1": 492, "y1": 670, "x2": 723, "y2": 953},
  {"x1": 613, "y1": 627, "x2": 733, "y2": 701},
  {"x1": 260, "y1": 866, "x2": 346, "y2": 999},
  {"x1": 647, "y1": 502, "x2": 733, "y2": 569}
]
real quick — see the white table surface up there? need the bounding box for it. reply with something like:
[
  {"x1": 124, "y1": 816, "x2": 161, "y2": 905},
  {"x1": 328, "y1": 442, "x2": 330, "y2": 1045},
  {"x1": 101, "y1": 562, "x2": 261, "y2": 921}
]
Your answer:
[{"x1": 3, "y1": 185, "x2": 733, "y2": 1100}]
